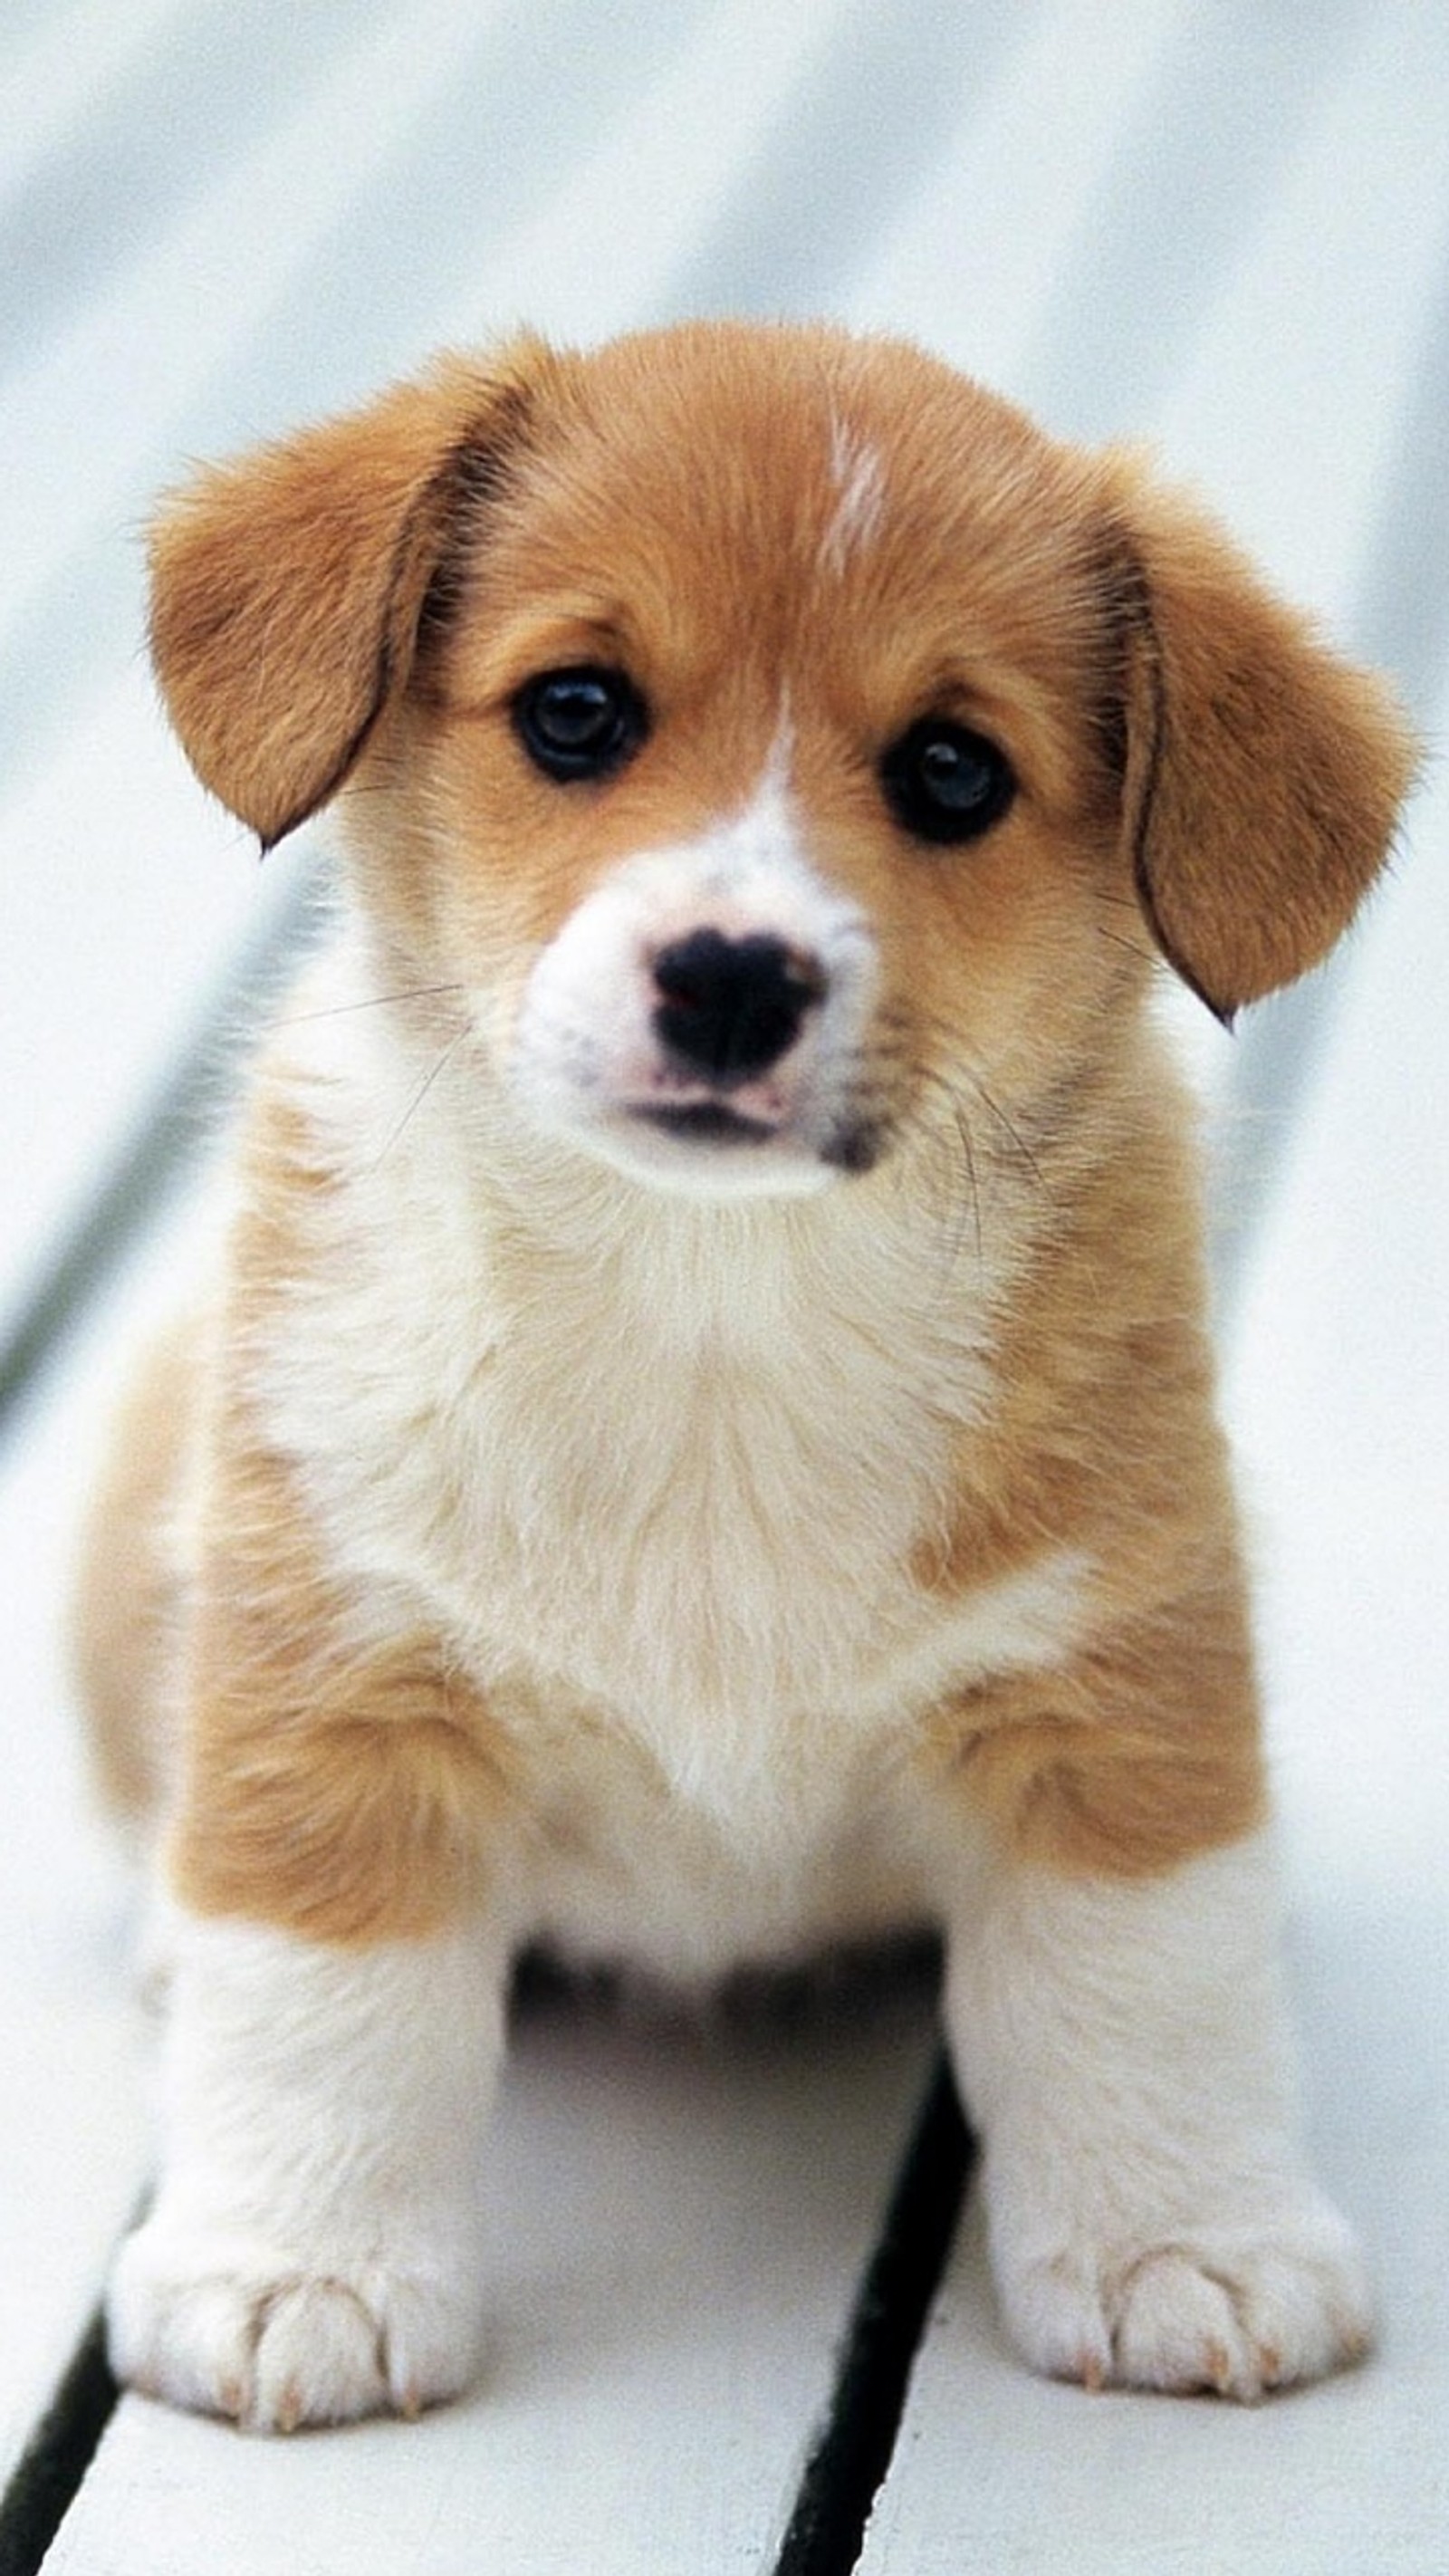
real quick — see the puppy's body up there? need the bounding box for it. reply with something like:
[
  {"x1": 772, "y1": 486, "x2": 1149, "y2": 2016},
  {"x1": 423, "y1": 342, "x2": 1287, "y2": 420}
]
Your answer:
[{"x1": 81, "y1": 322, "x2": 1414, "y2": 2427}]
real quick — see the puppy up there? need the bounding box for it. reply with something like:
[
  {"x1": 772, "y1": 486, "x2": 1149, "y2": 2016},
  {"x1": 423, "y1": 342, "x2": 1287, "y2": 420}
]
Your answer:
[{"x1": 75, "y1": 321, "x2": 1415, "y2": 2430}]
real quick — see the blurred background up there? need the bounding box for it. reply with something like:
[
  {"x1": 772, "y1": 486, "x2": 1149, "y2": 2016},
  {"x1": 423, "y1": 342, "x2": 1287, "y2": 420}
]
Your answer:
[{"x1": 4, "y1": 0, "x2": 1447, "y2": 1370}]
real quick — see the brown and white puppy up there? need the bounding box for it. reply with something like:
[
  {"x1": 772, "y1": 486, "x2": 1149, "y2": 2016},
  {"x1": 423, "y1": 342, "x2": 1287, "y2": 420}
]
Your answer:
[{"x1": 76, "y1": 322, "x2": 1415, "y2": 2430}]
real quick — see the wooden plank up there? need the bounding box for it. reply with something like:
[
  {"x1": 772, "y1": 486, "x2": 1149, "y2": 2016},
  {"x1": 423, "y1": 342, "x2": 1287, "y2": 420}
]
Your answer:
[
  {"x1": 42, "y1": 1994, "x2": 936, "y2": 2576},
  {"x1": 1143, "y1": 0, "x2": 1449, "y2": 629},
  {"x1": 843, "y1": 0, "x2": 1189, "y2": 397}
]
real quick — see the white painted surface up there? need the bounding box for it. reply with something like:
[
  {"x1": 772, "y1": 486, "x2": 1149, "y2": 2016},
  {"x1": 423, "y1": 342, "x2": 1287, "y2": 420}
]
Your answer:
[{"x1": 45, "y1": 1997, "x2": 936, "y2": 2575}]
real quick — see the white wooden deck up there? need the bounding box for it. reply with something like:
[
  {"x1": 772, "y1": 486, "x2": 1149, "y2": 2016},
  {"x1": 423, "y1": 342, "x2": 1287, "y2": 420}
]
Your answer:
[{"x1": 3, "y1": 3, "x2": 1447, "y2": 2567}]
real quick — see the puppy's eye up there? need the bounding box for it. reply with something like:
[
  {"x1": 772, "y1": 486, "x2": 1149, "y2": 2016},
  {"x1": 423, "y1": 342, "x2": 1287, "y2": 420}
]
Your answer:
[
  {"x1": 880, "y1": 717, "x2": 1015, "y2": 846},
  {"x1": 513, "y1": 666, "x2": 648, "y2": 782}
]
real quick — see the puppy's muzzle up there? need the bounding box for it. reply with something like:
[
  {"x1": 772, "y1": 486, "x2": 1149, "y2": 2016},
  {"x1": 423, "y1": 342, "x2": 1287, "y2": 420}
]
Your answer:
[{"x1": 510, "y1": 826, "x2": 881, "y2": 1191}]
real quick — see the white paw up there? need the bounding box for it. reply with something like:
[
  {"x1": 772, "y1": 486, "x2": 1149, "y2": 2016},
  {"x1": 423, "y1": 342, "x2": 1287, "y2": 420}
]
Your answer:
[
  {"x1": 998, "y1": 2199, "x2": 1374, "y2": 2400},
  {"x1": 109, "y1": 2219, "x2": 485, "y2": 2430}
]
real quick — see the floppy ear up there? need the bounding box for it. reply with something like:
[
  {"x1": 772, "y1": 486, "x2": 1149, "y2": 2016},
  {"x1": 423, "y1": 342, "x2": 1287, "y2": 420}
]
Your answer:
[
  {"x1": 1104, "y1": 462, "x2": 1418, "y2": 1023},
  {"x1": 148, "y1": 343, "x2": 551, "y2": 848}
]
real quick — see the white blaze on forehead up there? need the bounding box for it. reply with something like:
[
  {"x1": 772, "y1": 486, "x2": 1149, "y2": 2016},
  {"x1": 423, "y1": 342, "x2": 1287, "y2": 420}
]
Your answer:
[{"x1": 822, "y1": 416, "x2": 887, "y2": 574}]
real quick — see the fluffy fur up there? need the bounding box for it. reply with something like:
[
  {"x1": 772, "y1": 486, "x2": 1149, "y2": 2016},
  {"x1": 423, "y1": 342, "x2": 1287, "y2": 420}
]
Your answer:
[{"x1": 77, "y1": 321, "x2": 1415, "y2": 2427}]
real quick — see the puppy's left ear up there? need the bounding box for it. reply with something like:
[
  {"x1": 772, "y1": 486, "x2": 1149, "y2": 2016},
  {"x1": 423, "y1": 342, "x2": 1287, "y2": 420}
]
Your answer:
[
  {"x1": 1105, "y1": 461, "x2": 1418, "y2": 1022},
  {"x1": 149, "y1": 341, "x2": 553, "y2": 848}
]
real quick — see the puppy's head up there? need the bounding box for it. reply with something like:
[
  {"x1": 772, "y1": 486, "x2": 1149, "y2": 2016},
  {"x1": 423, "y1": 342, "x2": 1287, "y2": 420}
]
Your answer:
[{"x1": 150, "y1": 324, "x2": 1416, "y2": 1198}]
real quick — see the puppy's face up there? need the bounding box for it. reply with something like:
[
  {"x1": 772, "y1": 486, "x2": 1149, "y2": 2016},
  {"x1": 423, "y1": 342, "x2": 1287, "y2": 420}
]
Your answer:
[
  {"x1": 149, "y1": 322, "x2": 1415, "y2": 1199},
  {"x1": 358, "y1": 337, "x2": 1128, "y2": 1197}
]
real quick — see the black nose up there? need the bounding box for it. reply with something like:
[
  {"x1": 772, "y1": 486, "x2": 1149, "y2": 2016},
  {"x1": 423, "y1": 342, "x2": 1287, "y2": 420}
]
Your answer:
[{"x1": 652, "y1": 929, "x2": 824, "y2": 1085}]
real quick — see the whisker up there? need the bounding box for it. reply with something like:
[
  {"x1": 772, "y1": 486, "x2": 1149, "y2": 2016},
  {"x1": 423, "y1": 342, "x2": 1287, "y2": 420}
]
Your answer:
[
  {"x1": 953, "y1": 1094, "x2": 985, "y2": 1280},
  {"x1": 907, "y1": 1042, "x2": 1056, "y2": 1212},
  {"x1": 962, "y1": 1077, "x2": 1051, "y2": 1197},
  {"x1": 891, "y1": 1065, "x2": 991, "y2": 1283},
  {"x1": 276, "y1": 982, "x2": 469, "y2": 1028},
  {"x1": 363, "y1": 1030, "x2": 470, "y2": 1172},
  {"x1": 1096, "y1": 927, "x2": 1156, "y2": 967}
]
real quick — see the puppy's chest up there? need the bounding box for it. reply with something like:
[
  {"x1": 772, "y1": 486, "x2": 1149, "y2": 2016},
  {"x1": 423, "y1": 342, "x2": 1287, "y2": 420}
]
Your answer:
[
  {"x1": 423, "y1": 1281, "x2": 975, "y2": 1733},
  {"x1": 282, "y1": 1203, "x2": 1003, "y2": 1756}
]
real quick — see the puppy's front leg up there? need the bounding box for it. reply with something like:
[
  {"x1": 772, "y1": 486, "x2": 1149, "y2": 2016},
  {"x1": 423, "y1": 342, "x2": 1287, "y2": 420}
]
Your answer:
[
  {"x1": 110, "y1": 1907, "x2": 509, "y2": 2429},
  {"x1": 941, "y1": 1824, "x2": 1371, "y2": 2398},
  {"x1": 101, "y1": 1389, "x2": 520, "y2": 2428}
]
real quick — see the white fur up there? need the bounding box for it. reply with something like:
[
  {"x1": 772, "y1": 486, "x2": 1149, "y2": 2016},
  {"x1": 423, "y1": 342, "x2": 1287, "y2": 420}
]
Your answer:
[
  {"x1": 110, "y1": 1912, "x2": 511, "y2": 2427},
  {"x1": 937, "y1": 1825, "x2": 1372, "y2": 2396}
]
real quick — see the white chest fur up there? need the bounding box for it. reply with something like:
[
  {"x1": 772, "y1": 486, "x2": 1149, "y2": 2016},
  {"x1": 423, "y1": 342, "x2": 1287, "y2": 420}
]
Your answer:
[{"x1": 248, "y1": 965, "x2": 1088, "y2": 1866}]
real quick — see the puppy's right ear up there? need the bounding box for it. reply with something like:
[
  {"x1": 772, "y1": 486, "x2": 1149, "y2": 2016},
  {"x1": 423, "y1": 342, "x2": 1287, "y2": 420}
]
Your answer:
[
  {"x1": 148, "y1": 343, "x2": 551, "y2": 848},
  {"x1": 1102, "y1": 458, "x2": 1418, "y2": 1022}
]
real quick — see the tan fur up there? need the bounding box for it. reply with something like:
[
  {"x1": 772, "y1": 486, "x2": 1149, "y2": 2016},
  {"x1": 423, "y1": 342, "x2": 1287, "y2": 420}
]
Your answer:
[
  {"x1": 147, "y1": 341, "x2": 556, "y2": 849},
  {"x1": 163, "y1": 1091, "x2": 516, "y2": 1945},
  {"x1": 82, "y1": 321, "x2": 1415, "y2": 1960},
  {"x1": 1103, "y1": 460, "x2": 1416, "y2": 1019},
  {"x1": 72, "y1": 1316, "x2": 199, "y2": 1827},
  {"x1": 913, "y1": 1041, "x2": 1266, "y2": 1872}
]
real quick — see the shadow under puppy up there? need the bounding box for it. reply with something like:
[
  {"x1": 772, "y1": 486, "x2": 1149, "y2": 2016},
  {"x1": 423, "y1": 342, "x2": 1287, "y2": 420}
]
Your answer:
[{"x1": 75, "y1": 321, "x2": 1415, "y2": 2430}]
